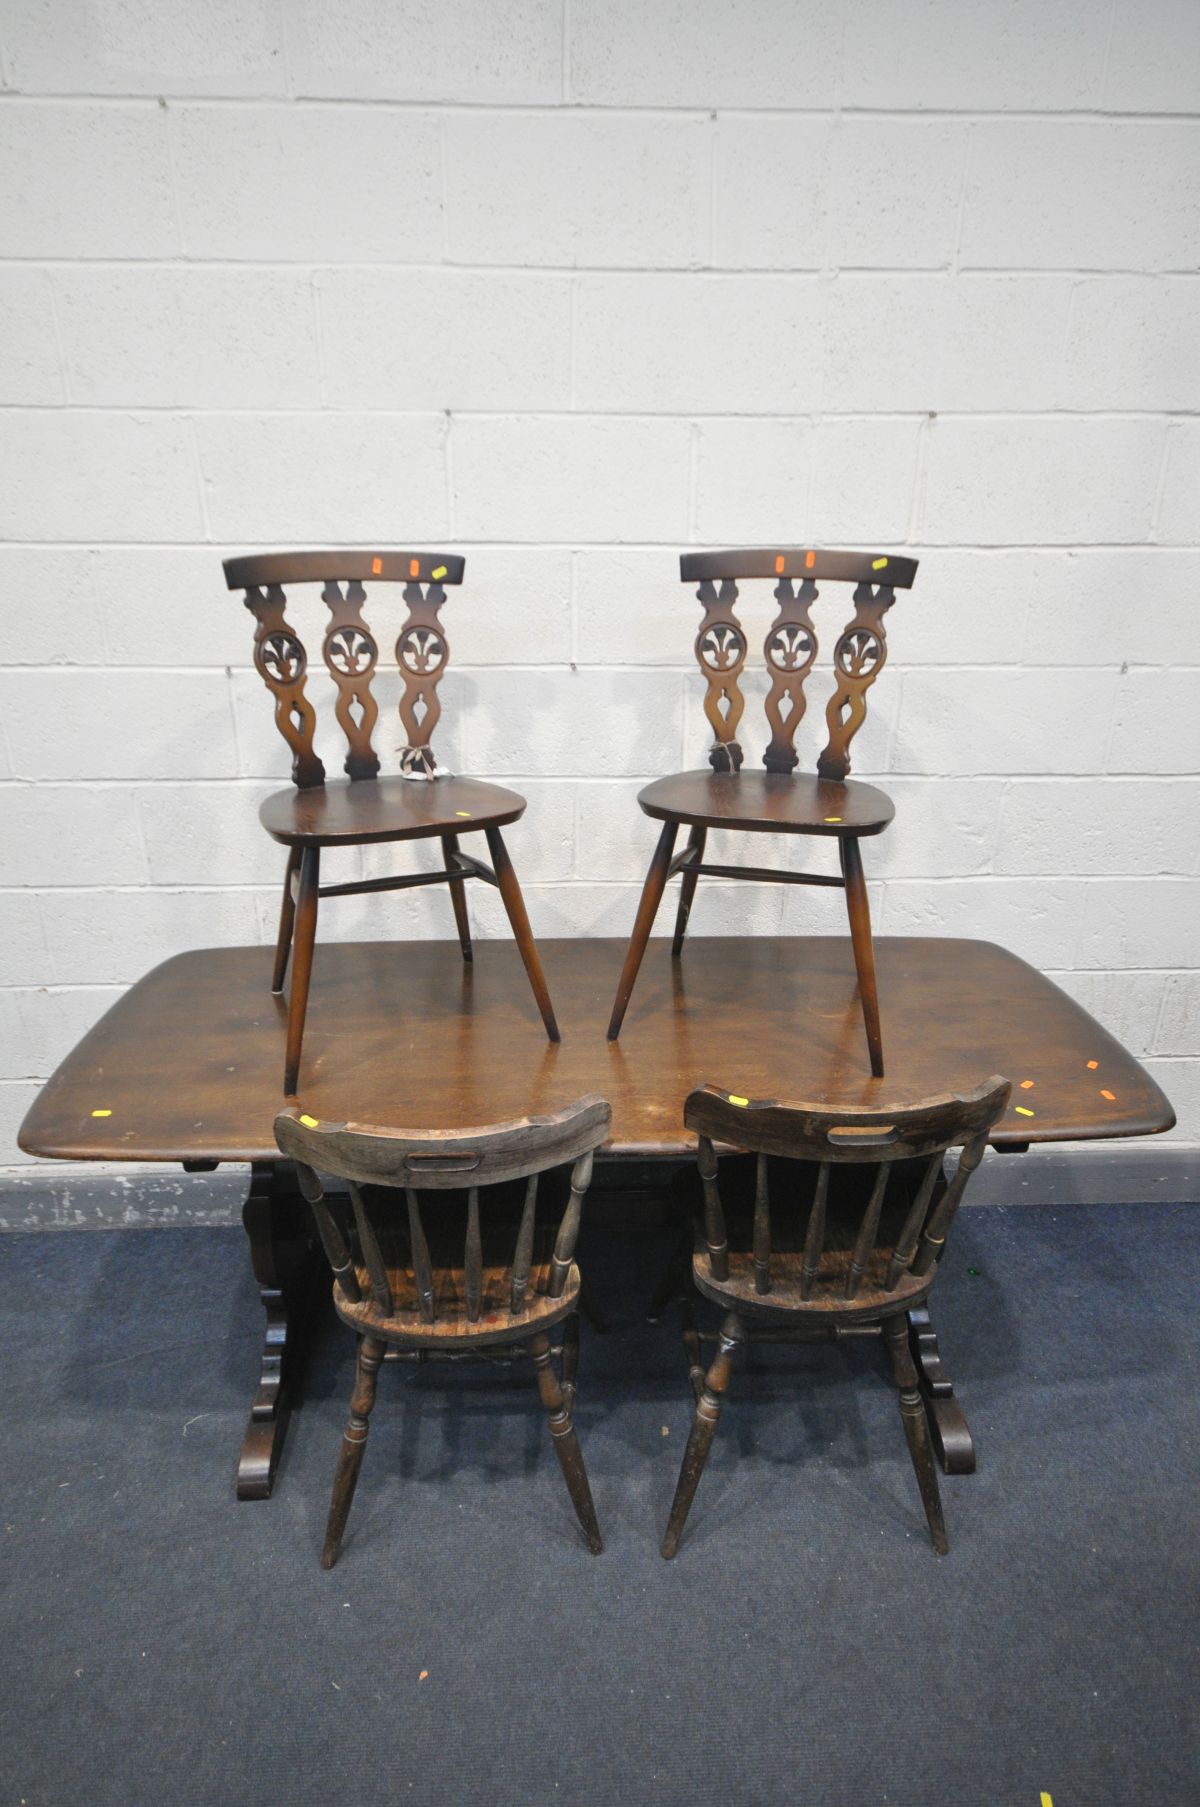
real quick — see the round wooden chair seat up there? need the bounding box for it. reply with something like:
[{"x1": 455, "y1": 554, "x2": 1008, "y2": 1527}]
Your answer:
[
  {"x1": 259, "y1": 775, "x2": 526, "y2": 847},
  {"x1": 637, "y1": 770, "x2": 894, "y2": 837},
  {"x1": 692, "y1": 1247, "x2": 933, "y2": 1325}
]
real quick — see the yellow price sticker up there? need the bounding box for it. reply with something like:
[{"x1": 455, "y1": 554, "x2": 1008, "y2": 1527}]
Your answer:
[
  {"x1": 728, "y1": 1094, "x2": 749, "y2": 1107},
  {"x1": 299, "y1": 1114, "x2": 320, "y2": 1128}
]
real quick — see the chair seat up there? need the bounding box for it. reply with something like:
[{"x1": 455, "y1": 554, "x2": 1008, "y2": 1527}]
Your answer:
[
  {"x1": 637, "y1": 770, "x2": 894, "y2": 836},
  {"x1": 692, "y1": 1246, "x2": 932, "y2": 1324},
  {"x1": 333, "y1": 1215, "x2": 579, "y2": 1350},
  {"x1": 259, "y1": 774, "x2": 526, "y2": 847}
]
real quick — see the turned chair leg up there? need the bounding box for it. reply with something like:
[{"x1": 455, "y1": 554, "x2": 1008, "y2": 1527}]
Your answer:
[
  {"x1": 671, "y1": 825, "x2": 706, "y2": 957},
  {"x1": 661, "y1": 1310, "x2": 742, "y2": 1558},
  {"x1": 485, "y1": 827, "x2": 560, "y2": 1042},
  {"x1": 283, "y1": 845, "x2": 320, "y2": 1097},
  {"x1": 321, "y1": 1334, "x2": 386, "y2": 1569},
  {"x1": 840, "y1": 834, "x2": 884, "y2": 1079},
  {"x1": 271, "y1": 845, "x2": 302, "y2": 994},
  {"x1": 882, "y1": 1315, "x2": 948, "y2": 1555},
  {"x1": 441, "y1": 832, "x2": 473, "y2": 964},
  {"x1": 607, "y1": 821, "x2": 679, "y2": 1041},
  {"x1": 561, "y1": 1310, "x2": 580, "y2": 1413},
  {"x1": 529, "y1": 1329, "x2": 602, "y2": 1554}
]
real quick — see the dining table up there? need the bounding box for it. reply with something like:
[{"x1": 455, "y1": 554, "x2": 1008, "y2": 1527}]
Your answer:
[{"x1": 18, "y1": 933, "x2": 1174, "y2": 1499}]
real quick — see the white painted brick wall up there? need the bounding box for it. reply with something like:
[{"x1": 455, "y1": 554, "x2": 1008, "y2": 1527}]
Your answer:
[{"x1": 0, "y1": 0, "x2": 1196, "y2": 1176}]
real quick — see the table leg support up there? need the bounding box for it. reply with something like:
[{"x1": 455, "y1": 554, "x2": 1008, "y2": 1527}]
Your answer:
[
  {"x1": 237, "y1": 1159, "x2": 322, "y2": 1501},
  {"x1": 907, "y1": 1304, "x2": 976, "y2": 1475}
]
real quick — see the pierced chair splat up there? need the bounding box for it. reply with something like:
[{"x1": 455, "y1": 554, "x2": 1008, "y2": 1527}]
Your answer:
[
  {"x1": 660, "y1": 1074, "x2": 1010, "y2": 1560},
  {"x1": 274, "y1": 1094, "x2": 612, "y2": 1567},
  {"x1": 225, "y1": 550, "x2": 559, "y2": 1094},
  {"x1": 607, "y1": 548, "x2": 918, "y2": 1076}
]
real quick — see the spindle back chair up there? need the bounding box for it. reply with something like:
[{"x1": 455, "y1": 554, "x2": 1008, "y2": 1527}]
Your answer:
[
  {"x1": 225, "y1": 551, "x2": 559, "y2": 1093},
  {"x1": 660, "y1": 1074, "x2": 1010, "y2": 1560},
  {"x1": 275, "y1": 1094, "x2": 612, "y2": 1567},
  {"x1": 607, "y1": 548, "x2": 919, "y2": 1077}
]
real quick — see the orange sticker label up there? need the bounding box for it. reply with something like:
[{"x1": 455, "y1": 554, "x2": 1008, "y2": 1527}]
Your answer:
[
  {"x1": 1086, "y1": 1059, "x2": 1099, "y2": 1070},
  {"x1": 371, "y1": 557, "x2": 382, "y2": 575},
  {"x1": 774, "y1": 555, "x2": 785, "y2": 574},
  {"x1": 1100, "y1": 1090, "x2": 1116, "y2": 1102},
  {"x1": 409, "y1": 558, "x2": 420, "y2": 578},
  {"x1": 805, "y1": 550, "x2": 815, "y2": 569},
  {"x1": 1020, "y1": 1079, "x2": 1034, "y2": 1090}
]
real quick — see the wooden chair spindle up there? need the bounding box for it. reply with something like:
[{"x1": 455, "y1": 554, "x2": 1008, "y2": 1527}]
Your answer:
[
  {"x1": 752, "y1": 1152, "x2": 771, "y2": 1294},
  {"x1": 405, "y1": 1187, "x2": 436, "y2": 1323},
  {"x1": 510, "y1": 1173, "x2": 539, "y2": 1313}
]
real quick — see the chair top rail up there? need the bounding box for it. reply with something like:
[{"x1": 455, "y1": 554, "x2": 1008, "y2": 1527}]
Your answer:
[
  {"x1": 224, "y1": 550, "x2": 466, "y2": 590},
  {"x1": 275, "y1": 1095, "x2": 612, "y2": 1189},
  {"x1": 685, "y1": 1077, "x2": 1011, "y2": 1164},
  {"x1": 679, "y1": 548, "x2": 919, "y2": 588}
]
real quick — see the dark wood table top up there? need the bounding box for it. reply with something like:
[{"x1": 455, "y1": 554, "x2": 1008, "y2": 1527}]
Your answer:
[{"x1": 18, "y1": 937, "x2": 1174, "y2": 1165}]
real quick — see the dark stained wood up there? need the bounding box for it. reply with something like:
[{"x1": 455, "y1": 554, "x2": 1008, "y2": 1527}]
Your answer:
[
  {"x1": 840, "y1": 833, "x2": 884, "y2": 1076},
  {"x1": 638, "y1": 770, "x2": 893, "y2": 837},
  {"x1": 763, "y1": 576, "x2": 819, "y2": 774},
  {"x1": 283, "y1": 845, "x2": 319, "y2": 1097},
  {"x1": 226, "y1": 549, "x2": 557, "y2": 1088},
  {"x1": 680, "y1": 548, "x2": 919, "y2": 588},
  {"x1": 609, "y1": 546, "x2": 911, "y2": 1066},
  {"x1": 607, "y1": 821, "x2": 678, "y2": 1040},
  {"x1": 485, "y1": 826, "x2": 561, "y2": 1043},
  {"x1": 223, "y1": 550, "x2": 466, "y2": 590},
  {"x1": 693, "y1": 577, "x2": 748, "y2": 772},
  {"x1": 20, "y1": 936, "x2": 1175, "y2": 1165},
  {"x1": 277, "y1": 1097, "x2": 610, "y2": 1564},
  {"x1": 660, "y1": 1077, "x2": 1008, "y2": 1557},
  {"x1": 818, "y1": 581, "x2": 896, "y2": 783}
]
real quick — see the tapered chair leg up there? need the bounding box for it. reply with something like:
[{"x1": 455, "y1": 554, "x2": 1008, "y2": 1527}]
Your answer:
[
  {"x1": 529, "y1": 1330, "x2": 602, "y2": 1553},
  {"x1": 840, "y1": 834, "x2": 884, "y2": 1078},
  {"x1": 271, "y1": 845, "x2": 302, "y2": 993},
  {"x1": 283, "y1": 844, "x2": 320, "y2": 1096},
  {"x1": 321, "y1": 1334, "x2": 386, "y2": 1569},
  {"x1": 441, "y1": 832, "x2": 473, "y2": 964},
  {"x1": 661, "y1": 1311, "x2": 741, "y2": 1558},
  {"x1": 485, "y1": 827, "x2": 560, "y2": 1042},
  {"x1": 607, "y1": 821, "x2": 679, "y2": 1040},
  {"x1": 882, "y1": 1315, "x2": 948, "y2": 1555},
  {"x1": 671, "y1": 825, "x2": 707, "y2": 956}
]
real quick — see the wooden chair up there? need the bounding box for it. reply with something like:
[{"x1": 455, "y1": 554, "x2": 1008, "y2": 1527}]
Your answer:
[
  {"x1": 607, "y1": 548, "x2": 919, "y2": 1075},
  {"x1": 660, "y1": 1074, "x2": 1010, "y2": 1560},
  {"x1": 274, "y1": 1094, "x2": 611, "y2": 1567},
  {"x1": 226, "y1": 550, "x2": 559, "y2": 1094}
]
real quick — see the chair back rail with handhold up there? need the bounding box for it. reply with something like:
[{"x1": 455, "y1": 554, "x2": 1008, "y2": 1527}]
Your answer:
[
  {"x1": 224, "y1": 549, "x2": 560, "y2": 1092},
  {"x1": 607, "y1": 546, "x2": 918, "y2": 1078},
  {"x1": 660, "y1": 1075, "x2": 1009, "y2": 1560},
  {"x1": 275, "y1": 1095, "x2": 611, "y2": 1566}
]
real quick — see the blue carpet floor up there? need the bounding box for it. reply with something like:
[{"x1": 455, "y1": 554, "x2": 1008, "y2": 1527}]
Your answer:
[{"x1": 0, "y1": 1201, "x2": 1197, "y2": 1807}]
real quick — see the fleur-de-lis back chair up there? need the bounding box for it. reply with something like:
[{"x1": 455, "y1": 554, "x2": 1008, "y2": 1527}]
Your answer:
[
  {"x1": 607, "y1": 549, "x2": 919, "y2": 1075},
  {"x1": 660, "y1": 1074, "x2": 1010, "y2": 1560},
  {"x1": 274, "y1": 1094, "x2": 611, "y2": 1567},
  {"x1": 225, "y1": 551, "x2": 559, "y2": 1093}
]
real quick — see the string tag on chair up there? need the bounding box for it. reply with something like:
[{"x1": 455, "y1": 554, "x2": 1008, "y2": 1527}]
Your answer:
[
  {"x1": 397, "y1": 744, "x2": 451, "y2": 780},
  {"x1": 708, "y1": 739, "x2": 743, "y2": 774}
]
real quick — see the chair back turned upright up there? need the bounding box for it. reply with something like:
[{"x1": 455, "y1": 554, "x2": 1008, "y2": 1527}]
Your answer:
[
  {"x1": 660, "y1": 1075, "x2": 1010, "y2": 1560},
  {"x1": 225, "y1": 548, "x2": 466, "y2": 784},
  {"x1": 274, "y1": 1095, "x2": 612, "y2": 1566},
  {"x1": 681, "y1": 547, "x2": 919, "y2": 779}
]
